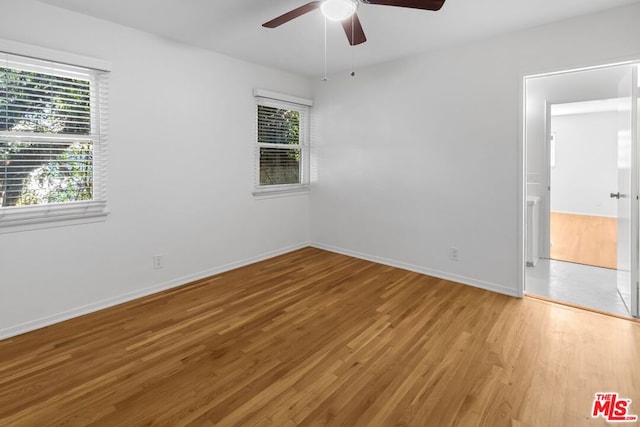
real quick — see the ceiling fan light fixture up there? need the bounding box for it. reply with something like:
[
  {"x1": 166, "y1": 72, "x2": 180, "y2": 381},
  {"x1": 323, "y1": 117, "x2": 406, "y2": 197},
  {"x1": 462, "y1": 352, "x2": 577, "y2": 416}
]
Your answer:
[{"x1": 320, "y1": 0, "x2": 359, "y2": 22}]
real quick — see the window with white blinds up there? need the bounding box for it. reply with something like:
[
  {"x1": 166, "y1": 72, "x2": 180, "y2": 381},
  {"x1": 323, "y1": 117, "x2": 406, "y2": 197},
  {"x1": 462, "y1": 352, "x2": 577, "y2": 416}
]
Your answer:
[
  {"x1": 0, "y1": 51, "x2": 109, "y2": 228},
  {"x1": 255, "y1": 91, "x2": 311, "y2": 195}
]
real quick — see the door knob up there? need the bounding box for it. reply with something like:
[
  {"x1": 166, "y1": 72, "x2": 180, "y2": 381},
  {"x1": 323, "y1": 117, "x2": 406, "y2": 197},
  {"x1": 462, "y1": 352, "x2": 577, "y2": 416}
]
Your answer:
[{"x1": 610, "y1": 192, "x2": 621, "y2": 199}]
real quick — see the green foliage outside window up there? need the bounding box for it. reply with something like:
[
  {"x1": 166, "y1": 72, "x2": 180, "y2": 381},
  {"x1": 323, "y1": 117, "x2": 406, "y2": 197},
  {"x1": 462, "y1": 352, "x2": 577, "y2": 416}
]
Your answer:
[
  {"x1": 257, "y1": 105, "x2": 302, "y2": 186},
  {"x1": 0, "y1": 67, "x2": 93, "y2": 207}
]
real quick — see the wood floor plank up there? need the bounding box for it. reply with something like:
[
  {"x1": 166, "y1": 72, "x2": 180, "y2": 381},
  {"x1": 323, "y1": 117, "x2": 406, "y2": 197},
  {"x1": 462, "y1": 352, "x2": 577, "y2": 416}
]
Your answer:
[
  {"x1": 550, "y1": 212, "x2": 617, "y2": 269},
  {"x1": 0, "y1": 247, "x2": 638, "y2": 426}
]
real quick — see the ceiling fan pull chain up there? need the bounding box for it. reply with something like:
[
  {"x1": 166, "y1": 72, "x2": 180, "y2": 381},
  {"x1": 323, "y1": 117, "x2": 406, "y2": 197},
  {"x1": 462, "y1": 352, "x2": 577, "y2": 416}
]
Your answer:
[
  {"x1": 323, "y1": 15, "x2": 328, "y2": 82},
  {"x1": 350, "y1": 14, "x2": 356, "y2": 77}
]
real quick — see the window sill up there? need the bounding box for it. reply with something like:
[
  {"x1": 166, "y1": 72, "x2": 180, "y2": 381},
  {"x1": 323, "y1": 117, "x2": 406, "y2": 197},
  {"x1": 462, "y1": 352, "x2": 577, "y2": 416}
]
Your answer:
[
  {"x1": 0, "y1": 211, "x2": 109, "y2": 234},
  {"x1": 253, "y1": 185, "x2": 310, "y2": 200}
]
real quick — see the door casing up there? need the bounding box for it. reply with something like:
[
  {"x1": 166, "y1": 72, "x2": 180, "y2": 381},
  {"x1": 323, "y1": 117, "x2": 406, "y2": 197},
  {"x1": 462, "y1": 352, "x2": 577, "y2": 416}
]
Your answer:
[{"x1": 521, "y1": 60, "x2": 640, "y2": 317}]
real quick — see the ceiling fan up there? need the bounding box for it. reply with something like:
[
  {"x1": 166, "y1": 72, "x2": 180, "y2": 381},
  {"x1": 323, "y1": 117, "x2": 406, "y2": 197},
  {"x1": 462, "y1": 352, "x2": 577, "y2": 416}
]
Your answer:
[{"x1": 262, "y1": 0, "x2": 447, "y2": 46}]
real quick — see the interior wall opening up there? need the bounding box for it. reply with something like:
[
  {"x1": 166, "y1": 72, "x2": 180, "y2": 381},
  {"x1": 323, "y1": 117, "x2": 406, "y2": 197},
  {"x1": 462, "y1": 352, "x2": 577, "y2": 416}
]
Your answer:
[{"x1": 523, "y1": 62, "x2": 639, "y2": 318}]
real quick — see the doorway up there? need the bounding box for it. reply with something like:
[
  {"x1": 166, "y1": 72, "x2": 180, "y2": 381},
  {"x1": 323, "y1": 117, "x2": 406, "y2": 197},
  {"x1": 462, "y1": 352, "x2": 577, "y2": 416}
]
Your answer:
[
  {"x1": 549, "y1": 103, "x2": 619, "y2": 270},
  {"x1": 523, "y1": 62, "x2": 639, "y2": 318}
]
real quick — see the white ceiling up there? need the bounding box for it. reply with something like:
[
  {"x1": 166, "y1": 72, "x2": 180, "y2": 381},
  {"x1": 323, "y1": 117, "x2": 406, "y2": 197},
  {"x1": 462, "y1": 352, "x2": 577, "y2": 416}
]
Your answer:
[{"x1": 36, "y1": 0, "x2": 640, "y2": 77}]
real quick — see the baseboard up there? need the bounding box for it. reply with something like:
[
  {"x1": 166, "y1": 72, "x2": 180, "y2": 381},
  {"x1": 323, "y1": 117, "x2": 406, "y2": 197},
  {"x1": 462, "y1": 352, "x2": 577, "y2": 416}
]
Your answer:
[
  {"x1": 311, "y1": 242, "x2": 520, "y2": 298},
  {"x1": 1, "y1": 241, "x2": 518, "y2": 341},
  {"x1": 0, "y1": 242, "x2": 310, "y2": 341}
]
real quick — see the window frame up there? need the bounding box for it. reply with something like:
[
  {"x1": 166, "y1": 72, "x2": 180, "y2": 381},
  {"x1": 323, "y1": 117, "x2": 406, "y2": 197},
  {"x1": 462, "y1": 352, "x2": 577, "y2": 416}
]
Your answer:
[
  {"x1": 0, "y1": 40, "x2": 110, "y2": 232},
  {"x1": 253, "y1": 89, "x2": 312, "y2": 197}
]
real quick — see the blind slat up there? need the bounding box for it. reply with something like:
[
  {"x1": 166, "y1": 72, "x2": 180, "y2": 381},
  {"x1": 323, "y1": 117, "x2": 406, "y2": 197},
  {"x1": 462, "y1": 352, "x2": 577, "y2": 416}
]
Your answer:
[{"x1": 1, "y1": 80, "x2": 91, "y2": 95}]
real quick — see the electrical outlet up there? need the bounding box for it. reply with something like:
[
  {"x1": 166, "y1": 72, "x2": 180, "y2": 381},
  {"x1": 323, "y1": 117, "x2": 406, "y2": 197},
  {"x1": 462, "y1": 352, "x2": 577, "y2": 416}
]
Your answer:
[
  {"x1": 449, "y1": 248, "x2": 459, "y2": 262},
  {"x1": 153, "y1": 255, "x2": 164, "y2": 269}
]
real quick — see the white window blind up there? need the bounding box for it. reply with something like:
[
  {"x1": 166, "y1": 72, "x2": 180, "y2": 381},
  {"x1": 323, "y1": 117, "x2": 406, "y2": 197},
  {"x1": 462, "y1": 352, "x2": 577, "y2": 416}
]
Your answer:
[
  {"x1": 0, "y1": 51, "x2": 109, "y2": 227},
  {"x1": 255, "y1": 94, "x2": 310, "y2": 194}
]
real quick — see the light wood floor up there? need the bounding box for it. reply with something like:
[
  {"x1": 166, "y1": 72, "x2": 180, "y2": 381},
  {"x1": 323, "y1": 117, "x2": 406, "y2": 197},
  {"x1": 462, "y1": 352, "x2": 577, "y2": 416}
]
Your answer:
[
  {"x1": 1, "y1": 248, "x2": 639, "y2": 426},
  {"x1": 550, "y1": 212, "x2": 617, "y2": 269}
]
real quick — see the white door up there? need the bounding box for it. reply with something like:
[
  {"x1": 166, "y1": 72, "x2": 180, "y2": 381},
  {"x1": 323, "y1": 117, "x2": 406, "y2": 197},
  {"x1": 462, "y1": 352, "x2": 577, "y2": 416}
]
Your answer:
[{"x1": 616, "y1": 66, "x2": 639, "y2": 317}]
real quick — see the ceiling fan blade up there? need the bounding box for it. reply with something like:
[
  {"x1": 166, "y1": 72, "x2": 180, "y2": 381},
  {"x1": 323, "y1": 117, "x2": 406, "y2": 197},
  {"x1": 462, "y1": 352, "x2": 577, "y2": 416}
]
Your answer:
[
  {"x1": 262, "y1": 1, "x2": 321, "y2": 28},
  {"x1": 361, "y1": 0, "x2": 446, "y2": 11},
  {"x1": 342, "y1": 13, "x2": 367, "y2": 46}
]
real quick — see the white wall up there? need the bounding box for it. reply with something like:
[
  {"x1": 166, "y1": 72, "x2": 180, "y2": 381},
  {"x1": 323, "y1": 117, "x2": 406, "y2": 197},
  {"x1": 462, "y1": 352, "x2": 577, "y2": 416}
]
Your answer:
[
  {"x1": 0, "y1": 0, "x2": 312, "y2": 338},
  {"x1": 310, "y1": 3, "x2": 640, "y2": 296},
  {"x1": 550, "y1": 111, "x2": 619, "y2": 217}
]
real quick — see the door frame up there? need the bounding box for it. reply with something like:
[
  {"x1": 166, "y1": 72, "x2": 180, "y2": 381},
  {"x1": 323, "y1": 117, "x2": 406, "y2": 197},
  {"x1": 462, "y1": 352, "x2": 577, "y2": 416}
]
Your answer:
[
  {"x1": 520, "y1": 59, "x2": 640, "y2": 317},
  {"x1": 631, "y1": 64, "x2": 639, "y2": 316},
  {"x1": 542, "y1": 101, "x2": 551, "y2": 260}
]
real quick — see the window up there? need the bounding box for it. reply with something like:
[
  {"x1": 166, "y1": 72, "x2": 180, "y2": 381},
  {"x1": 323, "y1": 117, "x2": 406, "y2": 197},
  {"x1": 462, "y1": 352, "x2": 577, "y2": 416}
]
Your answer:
[
  {"x1": 254, "y1": 90, "x2": 311, "y2": 195},
  {"x1": 0, "y1": 50, "x2": 109, "y2": 229}
]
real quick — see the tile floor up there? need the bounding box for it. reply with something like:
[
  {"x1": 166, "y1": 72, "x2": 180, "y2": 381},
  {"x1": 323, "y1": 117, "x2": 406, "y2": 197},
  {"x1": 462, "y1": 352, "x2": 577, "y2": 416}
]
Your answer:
[{"x1": 526, "y1": 258, "x2": 631, "y2": 317}]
